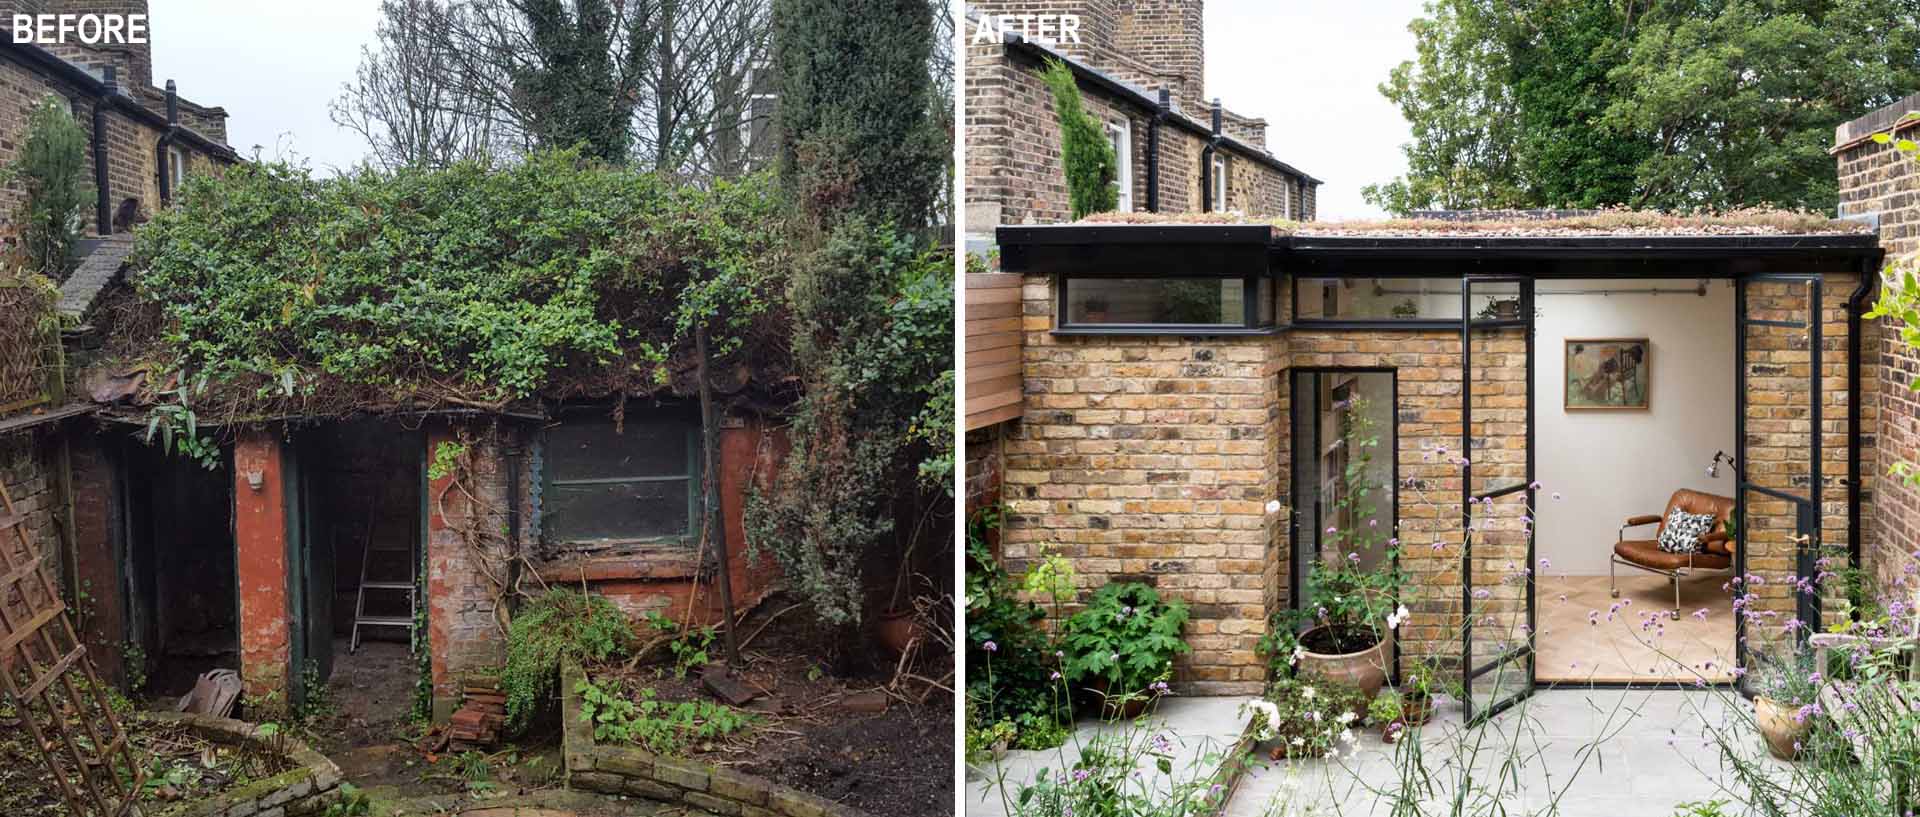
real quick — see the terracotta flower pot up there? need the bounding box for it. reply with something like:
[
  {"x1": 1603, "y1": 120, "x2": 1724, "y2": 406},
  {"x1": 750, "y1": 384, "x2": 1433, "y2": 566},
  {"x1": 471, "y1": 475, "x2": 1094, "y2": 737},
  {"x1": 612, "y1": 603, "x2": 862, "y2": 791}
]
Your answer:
[
  {"x1": 1755, "y1": 695, "x2": 1811, "y2": 760},
  {"x1": 1296, "y1": 626, "x2": 1390, "y2": 700},
  {"x1": 1090, "y1": 677, "x2": 1156, "y2": 719},
  {"x1": 875, "y1": 609, "x2": 920, "y2": 654},
  {"x1": 1401, "y1": 693, "x2": 1434, "y2": 725}
]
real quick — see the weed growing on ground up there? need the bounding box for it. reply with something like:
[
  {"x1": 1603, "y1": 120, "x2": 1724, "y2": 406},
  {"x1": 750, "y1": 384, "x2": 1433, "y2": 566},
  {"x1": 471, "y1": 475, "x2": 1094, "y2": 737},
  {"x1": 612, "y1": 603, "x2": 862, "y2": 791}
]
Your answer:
[{"x1": 574, "y1": 677, "x2": 755, "y2": 756}]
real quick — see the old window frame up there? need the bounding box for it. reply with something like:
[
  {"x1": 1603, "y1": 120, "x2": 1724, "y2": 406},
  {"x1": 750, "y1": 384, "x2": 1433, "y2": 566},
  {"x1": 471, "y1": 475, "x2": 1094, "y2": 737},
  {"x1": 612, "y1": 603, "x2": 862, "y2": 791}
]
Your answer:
[
  {"x1": 539, "y1": 407, "x2": 703, "y2": 549},
  {"x1": 1107, "y1": 119, "x2": 1133, "y2": 212}
]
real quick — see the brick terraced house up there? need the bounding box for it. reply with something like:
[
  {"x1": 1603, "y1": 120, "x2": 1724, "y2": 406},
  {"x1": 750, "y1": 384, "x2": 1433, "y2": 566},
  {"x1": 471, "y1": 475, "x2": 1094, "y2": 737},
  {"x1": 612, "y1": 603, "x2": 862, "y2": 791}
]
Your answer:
[
  {"x1": 0, "y1": 0, "x2": 237, "y2": 687},
  {"x1": 979, "y1": 213, "x2": 1885, "y2": 721},
  {"x1": 963, "y1": 0, "x2": 1320, "y2": 248}
]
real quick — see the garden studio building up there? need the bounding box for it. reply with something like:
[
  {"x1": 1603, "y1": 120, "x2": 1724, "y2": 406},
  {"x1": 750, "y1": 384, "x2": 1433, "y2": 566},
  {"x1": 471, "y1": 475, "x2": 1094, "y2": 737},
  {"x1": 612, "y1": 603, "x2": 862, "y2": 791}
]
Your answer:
[{"x1": 991, "y1": 213, "x2": 1882, "y2": 722}]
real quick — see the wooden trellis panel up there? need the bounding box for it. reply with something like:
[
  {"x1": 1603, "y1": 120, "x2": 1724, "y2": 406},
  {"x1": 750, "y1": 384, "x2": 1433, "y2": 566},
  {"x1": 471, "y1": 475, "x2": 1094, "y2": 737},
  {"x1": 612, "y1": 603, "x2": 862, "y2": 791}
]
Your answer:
[{"x1": 0, "y1": 479, "x2": 143, "y2": 817}]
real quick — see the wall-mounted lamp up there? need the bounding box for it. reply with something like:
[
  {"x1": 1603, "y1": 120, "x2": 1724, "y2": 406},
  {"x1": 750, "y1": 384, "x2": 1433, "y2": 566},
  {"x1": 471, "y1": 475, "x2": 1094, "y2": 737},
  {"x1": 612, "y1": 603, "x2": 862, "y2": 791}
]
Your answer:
[
  {"x1": 1706, "y1": 450, "x2": 1743, "y2": 482},
  {"x1": 245, "y1": 470, "x2": 264, "y2": 491}
]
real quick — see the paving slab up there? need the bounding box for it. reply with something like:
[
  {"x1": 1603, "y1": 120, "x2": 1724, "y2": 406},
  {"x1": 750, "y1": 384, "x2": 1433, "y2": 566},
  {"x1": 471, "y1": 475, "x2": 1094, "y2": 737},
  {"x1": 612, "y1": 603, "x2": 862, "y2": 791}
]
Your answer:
[
  {"x1": 1227, "y1": 688, "x2": 1793, "y2": 817},
  {"x1": 965, "y1": 696, "x2": 1251, "y2": 816}
]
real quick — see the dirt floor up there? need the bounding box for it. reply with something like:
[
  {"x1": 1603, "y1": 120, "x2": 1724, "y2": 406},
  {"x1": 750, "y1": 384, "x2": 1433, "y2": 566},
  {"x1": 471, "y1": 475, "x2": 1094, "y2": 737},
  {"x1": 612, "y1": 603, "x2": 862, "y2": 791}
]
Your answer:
[
  {"x1": 592, "y1": 595, "x2": 955, "y2": 817},
  {"x1": 0, "y1": 698, "x2": 295, "y2": 816}
]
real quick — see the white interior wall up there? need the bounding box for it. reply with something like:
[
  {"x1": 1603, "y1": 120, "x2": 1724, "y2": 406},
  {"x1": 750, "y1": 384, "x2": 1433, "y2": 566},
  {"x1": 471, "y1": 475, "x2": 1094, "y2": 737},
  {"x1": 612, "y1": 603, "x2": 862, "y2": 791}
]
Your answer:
[{"x1": 1535, "y1": 279, "x2": 1737, "y2": 575}]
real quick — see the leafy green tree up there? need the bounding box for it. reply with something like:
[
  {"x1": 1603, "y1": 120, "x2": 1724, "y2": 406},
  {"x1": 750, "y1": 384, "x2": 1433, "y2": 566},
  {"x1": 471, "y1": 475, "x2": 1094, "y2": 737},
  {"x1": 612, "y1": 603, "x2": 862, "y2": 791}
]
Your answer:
[
  {"x1": 771, "y1": 0, "x2": 947, "y2": 229},
  {"x1": 745, "y1": 220, "x2": 953, "y2": 630},
  {"x1": 1368, "y1": 0, "x2": 1920, "y2": 214},
  {"x1": 511, "y1": 0, "x2": 648, "y2": 163},
  {"x1": 1364, "y1": 0, "x2": 1527, "y2": 213},
  {"x1": 1040, "y1": 59, "x2": 1117, "y2": 219},
  {"x1": 7, "y1": 94, "x2": 91, "y2": 280},
  {"x1": 1604, "y1": 0, "x2": 1920, "y2": 211}
]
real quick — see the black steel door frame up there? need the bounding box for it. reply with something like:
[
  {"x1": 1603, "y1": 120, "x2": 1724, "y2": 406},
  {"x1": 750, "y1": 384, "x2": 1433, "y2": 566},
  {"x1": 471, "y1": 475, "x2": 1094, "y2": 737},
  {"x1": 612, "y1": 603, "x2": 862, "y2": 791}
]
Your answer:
[
  {"x1": 1460, "y1": 275, "x2": 1537, "y2": 725},
  {"x1": 1733, "y1": 273, "x2": 1823, "y2": 683}
]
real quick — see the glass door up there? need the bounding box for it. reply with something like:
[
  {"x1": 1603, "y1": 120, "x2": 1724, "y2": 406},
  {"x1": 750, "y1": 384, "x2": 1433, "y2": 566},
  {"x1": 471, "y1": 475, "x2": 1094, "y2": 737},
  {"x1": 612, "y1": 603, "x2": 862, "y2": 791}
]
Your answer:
[
  {"x1": 1735, "y1": 275, "x2": 1823, "y2": 669},
  {"x1": 1460, "y1": 276, "x2": 1536, "y2": 724}
]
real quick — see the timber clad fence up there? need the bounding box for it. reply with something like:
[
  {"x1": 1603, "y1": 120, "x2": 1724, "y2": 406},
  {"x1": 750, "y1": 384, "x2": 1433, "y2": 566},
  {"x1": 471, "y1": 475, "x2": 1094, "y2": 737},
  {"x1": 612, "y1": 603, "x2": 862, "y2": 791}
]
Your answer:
[{"x1": 966, "y1": 272, "x2": 1024, "y2": 430}]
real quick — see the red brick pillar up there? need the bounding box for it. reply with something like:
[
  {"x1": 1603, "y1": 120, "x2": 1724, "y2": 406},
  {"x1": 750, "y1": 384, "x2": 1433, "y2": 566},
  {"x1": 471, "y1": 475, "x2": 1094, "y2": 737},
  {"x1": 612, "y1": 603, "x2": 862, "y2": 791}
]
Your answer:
[
  {"x1": 423, "y1": 423, "x2": 511, "y2": 720},
  {"x1": 424, "y1": 424, "x2": 459, "y2": 718},
  {"x1": 233, "y1": 429, "x2": 290, "y2": 702}
]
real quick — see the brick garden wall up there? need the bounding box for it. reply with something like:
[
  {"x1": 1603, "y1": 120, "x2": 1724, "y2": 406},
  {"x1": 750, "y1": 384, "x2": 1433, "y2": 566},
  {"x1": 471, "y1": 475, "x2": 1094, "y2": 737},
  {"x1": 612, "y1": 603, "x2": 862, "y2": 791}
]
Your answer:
[{"x1": 1835, "y1": 98, "x2": 1918, "y2": 600}]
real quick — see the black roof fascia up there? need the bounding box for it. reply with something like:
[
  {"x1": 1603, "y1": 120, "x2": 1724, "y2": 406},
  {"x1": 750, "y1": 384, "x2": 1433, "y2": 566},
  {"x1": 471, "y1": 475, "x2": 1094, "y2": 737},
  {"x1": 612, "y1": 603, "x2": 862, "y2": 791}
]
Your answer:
[
  {"x1": 997, "y1": 224, "x2": 1883, "y2": 277},
  {"x1": 0, "y1": 40, "x2": 239, "y2": 162},
  {"x1": 1000, "y1": 36, "x2": 1323, "y2": 185},
  {"x1": 998, "y1": 224, "x2": 1272, "y2": 276}
]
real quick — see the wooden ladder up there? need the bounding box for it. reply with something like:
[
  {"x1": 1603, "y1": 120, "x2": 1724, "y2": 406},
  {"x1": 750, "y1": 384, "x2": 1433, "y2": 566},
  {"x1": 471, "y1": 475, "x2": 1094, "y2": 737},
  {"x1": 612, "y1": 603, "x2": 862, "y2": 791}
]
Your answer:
[
  {"x1": 349, "y1": 514, "x2": 416, "y2": 655},
  {"x1": 0, "y1": 479, "x2": 143, "y2": 817}
]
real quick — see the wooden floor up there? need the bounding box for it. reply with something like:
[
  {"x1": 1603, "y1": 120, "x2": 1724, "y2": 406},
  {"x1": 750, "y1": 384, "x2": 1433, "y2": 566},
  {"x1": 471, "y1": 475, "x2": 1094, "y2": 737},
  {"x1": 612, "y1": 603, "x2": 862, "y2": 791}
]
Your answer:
[{"x1": 1534, "y1": 574, "x2": 1735, "y2": 684}]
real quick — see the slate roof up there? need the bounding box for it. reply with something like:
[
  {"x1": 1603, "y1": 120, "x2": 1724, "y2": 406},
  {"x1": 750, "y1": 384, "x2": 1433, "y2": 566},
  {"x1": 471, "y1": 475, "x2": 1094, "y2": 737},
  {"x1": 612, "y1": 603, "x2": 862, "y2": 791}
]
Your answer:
[{"x1": 57, "y1": 234, "x2": 135, "y2": 319}]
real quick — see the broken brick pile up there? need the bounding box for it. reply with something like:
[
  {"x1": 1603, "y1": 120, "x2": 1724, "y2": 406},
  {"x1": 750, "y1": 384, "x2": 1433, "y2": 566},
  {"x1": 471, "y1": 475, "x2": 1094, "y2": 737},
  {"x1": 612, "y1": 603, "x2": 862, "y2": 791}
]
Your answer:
[{"x1": 448, "y1": 676, "x2": 506, "y2": 751}]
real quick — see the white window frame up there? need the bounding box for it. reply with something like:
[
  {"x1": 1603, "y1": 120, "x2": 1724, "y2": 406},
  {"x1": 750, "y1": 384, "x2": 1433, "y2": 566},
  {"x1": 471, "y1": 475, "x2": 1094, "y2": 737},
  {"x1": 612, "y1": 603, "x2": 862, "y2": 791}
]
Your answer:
[
  {"x1": 1106, "y1": 119, "x2": 1133, "y2": 212},
  {"x1": 1211, "y1": 155, "x2": 1227, "y2": 212},
  {"x1": 168, "y1": 146, "x2": 187, "y2": 192}
]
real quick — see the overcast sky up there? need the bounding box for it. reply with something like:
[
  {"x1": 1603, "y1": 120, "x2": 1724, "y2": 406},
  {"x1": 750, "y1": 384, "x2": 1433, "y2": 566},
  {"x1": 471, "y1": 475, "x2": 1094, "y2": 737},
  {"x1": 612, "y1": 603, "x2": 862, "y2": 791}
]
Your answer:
[
  {"x1": 151, "y1": 1, "x2": 382, "y2": 173},
  {"x1": 1206, "y1": 1, "x2": 1426, "y2": 220}
]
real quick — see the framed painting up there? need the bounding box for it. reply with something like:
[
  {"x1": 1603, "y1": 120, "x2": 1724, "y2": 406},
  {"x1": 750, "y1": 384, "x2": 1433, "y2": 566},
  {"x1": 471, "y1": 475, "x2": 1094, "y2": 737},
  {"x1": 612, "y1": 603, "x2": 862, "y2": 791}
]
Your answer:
[{"x1": 1564, "y1": 338, "x2": 1649, "y2": 410}]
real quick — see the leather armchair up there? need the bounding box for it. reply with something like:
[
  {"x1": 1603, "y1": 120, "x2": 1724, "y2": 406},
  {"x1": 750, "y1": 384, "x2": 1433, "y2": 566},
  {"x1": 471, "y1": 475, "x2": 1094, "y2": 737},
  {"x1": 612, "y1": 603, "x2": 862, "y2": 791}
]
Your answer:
[{"x1": 1611, "y1": 489, "x2": 1737, "y2": 610}]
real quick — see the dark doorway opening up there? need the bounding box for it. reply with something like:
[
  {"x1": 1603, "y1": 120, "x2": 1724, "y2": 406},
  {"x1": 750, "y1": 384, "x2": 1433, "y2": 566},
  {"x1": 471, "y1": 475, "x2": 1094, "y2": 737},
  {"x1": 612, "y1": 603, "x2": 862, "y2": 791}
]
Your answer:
[
  {"x1": 293, "y1": 419, "x2": 422, "y2": 729},
  {"x1": 120, "y1": 439, "x2": 235, "y2": 698}
]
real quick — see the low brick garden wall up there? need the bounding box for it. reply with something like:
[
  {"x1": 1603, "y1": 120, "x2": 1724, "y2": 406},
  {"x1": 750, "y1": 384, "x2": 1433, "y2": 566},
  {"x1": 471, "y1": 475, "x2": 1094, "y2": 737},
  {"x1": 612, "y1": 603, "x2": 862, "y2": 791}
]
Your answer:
[
  {"x1": 559, "y1": 663, "x2": 873, "y2": 817},
  {"x1": 145, "y1": 711, "x2": 345, "y2": 817}
]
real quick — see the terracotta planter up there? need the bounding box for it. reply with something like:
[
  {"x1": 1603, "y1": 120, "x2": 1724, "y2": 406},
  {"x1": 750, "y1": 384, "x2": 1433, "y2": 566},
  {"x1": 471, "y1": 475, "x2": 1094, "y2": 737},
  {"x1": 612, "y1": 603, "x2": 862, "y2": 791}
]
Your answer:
[
  {"x1": 1755, "y1": 695, "x2": 1811, "y2": 760},
  {"x1": 1296, "y1": 626, "x2": 1390, "y2": 700},
  {"x1": 1401, "y1": 693, "x2": 1434, "y2": 725},
  {"x1": 875, "y1": 609, "x2": 920, "y2": 654},
  {"x1": 1090, "y1": 677, "x2": 1156, "y2": 719}
]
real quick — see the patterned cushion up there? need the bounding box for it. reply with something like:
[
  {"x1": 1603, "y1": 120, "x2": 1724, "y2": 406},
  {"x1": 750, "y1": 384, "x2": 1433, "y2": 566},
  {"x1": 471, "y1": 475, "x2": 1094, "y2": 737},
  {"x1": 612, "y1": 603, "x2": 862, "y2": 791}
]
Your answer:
[{"x1": 1657, "y1": 509, "x2": 1717, "y2": 554}]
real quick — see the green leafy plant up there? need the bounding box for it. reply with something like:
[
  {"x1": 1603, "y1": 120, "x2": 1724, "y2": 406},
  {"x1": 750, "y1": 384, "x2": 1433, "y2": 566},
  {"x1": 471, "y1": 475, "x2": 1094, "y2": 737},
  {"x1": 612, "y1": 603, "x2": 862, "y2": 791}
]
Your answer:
[
  {"x1": 1059, "y1": 582, "x2": 1190, "y2": 697},
  {"x1": 323, "y1": 782, "x2": 374, "y2": 817},
  {"x1": 574, "y1": 678, "x2": 755, "y2": 756},
  {"x1": 1246, "y1": 674, "x2": 1367, "y2": 760},
  {"x1": 1367, "y1": 689, "x2": 1404, "y2": 727},
  {"x1": 1670, "y1": 800, "x2": 1732, "y2": 817},
  {"x1": 1039, "y1": 59, "x2": 1118, "y2": 219},
  {"x1": 502, "y1": 590, "x2": 632, "y2": 733},
  {"x1": 964, "y1": 506, "x2": 1068, "y2": 752},
  {"x1": 5, "y1": 94, "x2": 90, "y2": 280},
  {"x1": 644, "y1": 611, "x2": 714, "y2": 679},
  {"x1": 141, "y1": 375, "x2": 221, "y2": 470}
]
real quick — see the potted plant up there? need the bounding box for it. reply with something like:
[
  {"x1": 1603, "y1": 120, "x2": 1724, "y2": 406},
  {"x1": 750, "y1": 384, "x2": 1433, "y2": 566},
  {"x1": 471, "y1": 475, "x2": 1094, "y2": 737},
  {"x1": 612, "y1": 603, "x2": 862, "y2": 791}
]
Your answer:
[
  {"x1": 1257, "y1": 395, "x2": 1406, "y2": 700},
  {"x1": 1391, "y1": 299, "x2": 1419, "y2": 319},
  {"x1": 1245, "y1": 674, "x2": 1368, "y2": 760},
  {"x1": 1368, "y1": 690, "x2": 1406, "y2": 743},
  {"x1": 1060, "y1": 582, "x2": 1190, "y2": 718},
  {"x1": 1751, "y1": 650, "x2": 1821, "y2": 760},
  {"x1": 1082, "y1": 295, "x2": 1110, "y2": 323},
  {"x1": 1397, "y1": 659, "x2": 1443, "y2": 724}
]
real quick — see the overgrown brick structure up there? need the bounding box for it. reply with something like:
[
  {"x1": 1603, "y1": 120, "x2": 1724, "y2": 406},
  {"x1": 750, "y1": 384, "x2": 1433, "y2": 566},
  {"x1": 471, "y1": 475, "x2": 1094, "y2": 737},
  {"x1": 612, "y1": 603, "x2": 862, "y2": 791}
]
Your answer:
[
  {"x1": 992, "y1": 218, "x2": 1881, "y2": 702},
  {"x1": 964, "y1": 0, "x2": 1320, "y2": 245}
]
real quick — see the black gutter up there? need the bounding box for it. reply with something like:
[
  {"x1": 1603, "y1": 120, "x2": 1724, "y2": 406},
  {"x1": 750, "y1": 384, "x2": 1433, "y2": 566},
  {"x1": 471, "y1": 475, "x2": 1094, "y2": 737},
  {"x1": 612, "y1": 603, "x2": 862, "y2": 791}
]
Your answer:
[
  {"x1": 1000, "y1": 35, "x2": 1323, "y2": 185},
  {"x1": 1847, "y1": 256, "x2": 1879, "y2": 589},
  {"x1": 0, "y1": 40, "x2": 239, "y2": 163},
  {"x1": 91, "y1": 70, "x2": 110, "y2": 234},
  {"x1": 1145, "y1": 89, "x2": 1167, "y2": 212},
  {"x1": 157, "y1": 79, "x2": 175, "y2": 204}
]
